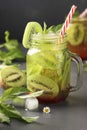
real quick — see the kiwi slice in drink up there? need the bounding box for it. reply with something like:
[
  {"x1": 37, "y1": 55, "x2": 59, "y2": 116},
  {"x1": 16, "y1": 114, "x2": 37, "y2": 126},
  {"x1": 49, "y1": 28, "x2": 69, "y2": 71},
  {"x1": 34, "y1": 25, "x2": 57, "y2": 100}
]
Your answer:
[
  {"x1": 28, "y1": 74, "x2": 59, "y2": 98},
  {"x1": 1, "y1": 66, "x2": 26, "y2": 89},
  {"x1": 22, "y1": 22, "x2": 42, "y2": 48},
  {"x1": 67, "y1": 23, "x2": 84, "y2": 46}
]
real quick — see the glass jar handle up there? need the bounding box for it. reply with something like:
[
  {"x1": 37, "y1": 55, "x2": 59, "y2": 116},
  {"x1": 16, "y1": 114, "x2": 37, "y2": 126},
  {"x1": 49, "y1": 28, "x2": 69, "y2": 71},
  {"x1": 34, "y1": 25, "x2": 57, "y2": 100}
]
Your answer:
[{"x1": 70, "y1": 52, "x2": 83, "y2": 92}]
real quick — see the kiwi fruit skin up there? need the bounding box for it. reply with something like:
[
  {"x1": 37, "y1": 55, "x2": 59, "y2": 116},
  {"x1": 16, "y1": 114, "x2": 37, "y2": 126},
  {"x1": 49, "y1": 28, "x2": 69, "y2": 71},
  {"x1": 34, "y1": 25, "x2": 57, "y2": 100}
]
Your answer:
[
  {"x1": 0, "y1": 65, "x2": 7, "y2": 88},
  {"x1": 0, "y1": 66, "x2": 26, "y2": 89},
  {"x1": 67, "y1": 23, "x2": 84, "y2": 46},
  {"x1": 0, "y1": 77, "x2": 6, "y2": 89}
]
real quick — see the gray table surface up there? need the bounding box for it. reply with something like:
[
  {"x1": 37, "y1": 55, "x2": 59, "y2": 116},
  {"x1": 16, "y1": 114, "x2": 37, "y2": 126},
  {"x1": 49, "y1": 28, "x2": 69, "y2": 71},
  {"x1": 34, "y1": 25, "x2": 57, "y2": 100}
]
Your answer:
[{"x1": 0, "y1": 62, "x2": 87, "y2": 130}]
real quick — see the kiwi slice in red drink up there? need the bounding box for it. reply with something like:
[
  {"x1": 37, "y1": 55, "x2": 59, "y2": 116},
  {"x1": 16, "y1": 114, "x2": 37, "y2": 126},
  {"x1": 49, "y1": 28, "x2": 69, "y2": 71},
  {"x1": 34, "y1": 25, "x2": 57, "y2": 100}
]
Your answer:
[
  {"x1": 67, "y1": 23, "x2": 84, "y2": 46},
  {"x1": 22, "y1": 22, "x2": 42, "y2": 48}
]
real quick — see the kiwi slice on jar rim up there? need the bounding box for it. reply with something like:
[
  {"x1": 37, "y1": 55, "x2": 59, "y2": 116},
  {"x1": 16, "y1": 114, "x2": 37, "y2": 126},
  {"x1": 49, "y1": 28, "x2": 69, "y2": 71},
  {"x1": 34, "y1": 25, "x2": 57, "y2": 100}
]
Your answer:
[
  {"x1": 1, "y1": 66, "x2": 26, "y2": 89},
  {"x1": 22, "y1": 22, "x2": 42, "y2": 48},
  {"x1": 67, "y1": 23, "x2": 84, "y2": 46}
]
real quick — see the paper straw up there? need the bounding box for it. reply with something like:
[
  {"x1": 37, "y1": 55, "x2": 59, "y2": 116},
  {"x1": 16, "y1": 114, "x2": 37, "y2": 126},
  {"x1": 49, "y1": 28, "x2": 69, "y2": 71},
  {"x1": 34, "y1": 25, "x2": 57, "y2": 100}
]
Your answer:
[{"x1": 60, "y1": 5, "x2": 77, "y2": 37}]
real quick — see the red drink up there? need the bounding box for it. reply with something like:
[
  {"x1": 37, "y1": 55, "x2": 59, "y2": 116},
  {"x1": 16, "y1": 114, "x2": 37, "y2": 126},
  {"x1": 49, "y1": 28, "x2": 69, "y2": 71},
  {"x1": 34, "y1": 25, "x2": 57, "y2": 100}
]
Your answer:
[{"x1": 67, "y1": 18, "x2": 87, "y2": 60}]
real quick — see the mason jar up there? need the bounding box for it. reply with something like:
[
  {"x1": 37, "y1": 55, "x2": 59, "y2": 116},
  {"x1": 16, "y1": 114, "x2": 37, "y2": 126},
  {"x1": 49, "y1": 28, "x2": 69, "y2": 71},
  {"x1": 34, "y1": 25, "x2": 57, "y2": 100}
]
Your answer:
[{"x1": 26, "y1": 33, "x2": 83, "y2": 103}]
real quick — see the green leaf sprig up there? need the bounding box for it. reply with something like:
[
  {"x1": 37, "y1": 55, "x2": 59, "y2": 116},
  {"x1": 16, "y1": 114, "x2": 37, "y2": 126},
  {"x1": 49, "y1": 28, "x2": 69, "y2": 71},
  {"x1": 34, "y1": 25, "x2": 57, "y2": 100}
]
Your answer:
[
  {"x1": 0, "y1": 87, "x2": 43, "y2": 124},
  {"x1": 0, "y1": 31, "x2": 25, "y2": 65}
]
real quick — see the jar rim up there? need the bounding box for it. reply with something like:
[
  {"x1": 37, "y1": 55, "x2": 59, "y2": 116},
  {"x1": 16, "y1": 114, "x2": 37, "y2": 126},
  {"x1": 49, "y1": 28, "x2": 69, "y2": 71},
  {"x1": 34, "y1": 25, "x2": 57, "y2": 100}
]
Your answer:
[
  {"x1": 32, "y1": 32, "x2": 66, "y2": 41},
  {"x1": 32, "y1": 33, "x2": 58, "y2": 39}
]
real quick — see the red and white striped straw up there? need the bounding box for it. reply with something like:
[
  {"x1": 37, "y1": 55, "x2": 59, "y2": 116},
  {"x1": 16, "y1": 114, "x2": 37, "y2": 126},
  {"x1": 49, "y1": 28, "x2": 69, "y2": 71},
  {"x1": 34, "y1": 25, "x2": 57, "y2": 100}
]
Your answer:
[{"x1": 60, "y1": 5, "x2": 77, "y2": 37}]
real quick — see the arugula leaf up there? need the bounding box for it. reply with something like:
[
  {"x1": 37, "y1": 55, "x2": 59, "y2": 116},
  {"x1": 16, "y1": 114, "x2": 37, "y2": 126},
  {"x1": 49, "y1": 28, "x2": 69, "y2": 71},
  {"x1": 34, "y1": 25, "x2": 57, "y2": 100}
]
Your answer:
[
  {"x1": 0, "y1": 49, "x2": 25, "y2": 65},
  {"x1": 4, "y1": 49, "x2": 25, "y2": 60},
  {"x1": 4, "y1": 31, "x2": 19, "y2": 50},
  {"x1": 0, "y1": 104, "x2": 38, "y2": 123},
  {"x1": 0, "y1": 111, "x2": 10, "y2": 124},
  {"x1": 0, "y1": 44, "x2": 5, "y2": 48},
  {"x1": 4, "y1": 31, "x2": 10, "y2": 43},
  {"x1": 0, "y1": 87, "x2": 42, "y2": 124},
  {"x1": 12, "y1": 97, "x2": 25, "y2": 107},
  {"x1": 0, "y1": 51, "x2": 7, "y2": 61},
  {"x1": 0, "y1": 31, "x2": 25, "y2": 64},
  {"x1": 0, "y1": 104, "x2": 23, "y2": 119},
  {"x1": 21, "y1": 116, "x2": 39, "y2": 123},
  {"x1": 0, "y1": 86, "x2": 27, "y2": 102}
]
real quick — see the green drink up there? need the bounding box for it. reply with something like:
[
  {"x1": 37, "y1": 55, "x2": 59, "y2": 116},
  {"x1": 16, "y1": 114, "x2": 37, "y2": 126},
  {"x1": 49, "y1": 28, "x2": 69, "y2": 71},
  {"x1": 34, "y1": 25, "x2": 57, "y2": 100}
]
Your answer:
[
  {"x1": 26, "y1": 34, "x2": 70, "y2": 102},
  {"x1": 22, "y1": 22, "x2": 83, "y2": 103}
]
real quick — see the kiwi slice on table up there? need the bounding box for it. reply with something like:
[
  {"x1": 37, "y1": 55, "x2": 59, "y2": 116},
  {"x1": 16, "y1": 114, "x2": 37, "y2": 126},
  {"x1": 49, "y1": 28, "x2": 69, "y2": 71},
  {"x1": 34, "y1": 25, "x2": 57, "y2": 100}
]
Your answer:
[
  {"x1": 22, "y1": 22, "x2": 42, "y2": 48},
  {"x1": 67, "y1": 23, "x2": 84, "y2": 46},
  {"x1": 0, "y1": 66, "x2": 26, "y2": 89},
  {"x1": 28, "y1": 74, "x2": 59, "y2": 98}
]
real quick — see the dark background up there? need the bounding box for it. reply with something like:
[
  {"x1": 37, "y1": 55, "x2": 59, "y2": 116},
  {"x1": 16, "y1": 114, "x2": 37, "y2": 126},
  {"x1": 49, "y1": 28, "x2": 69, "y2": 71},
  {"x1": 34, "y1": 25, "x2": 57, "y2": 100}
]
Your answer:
[{"x1": 0, "y1": 0, "x2": 87, "y2": 43}]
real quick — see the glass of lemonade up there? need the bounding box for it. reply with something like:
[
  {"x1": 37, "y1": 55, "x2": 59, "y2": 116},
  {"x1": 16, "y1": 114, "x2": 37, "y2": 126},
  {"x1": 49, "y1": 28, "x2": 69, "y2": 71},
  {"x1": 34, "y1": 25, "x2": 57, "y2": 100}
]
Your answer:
[
  {"x1": 26, "y1": 31, "x2": 83, "y2": 103},
  {"x1": 67, "y1": 18, "x2": 87, "y2": 60}
]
